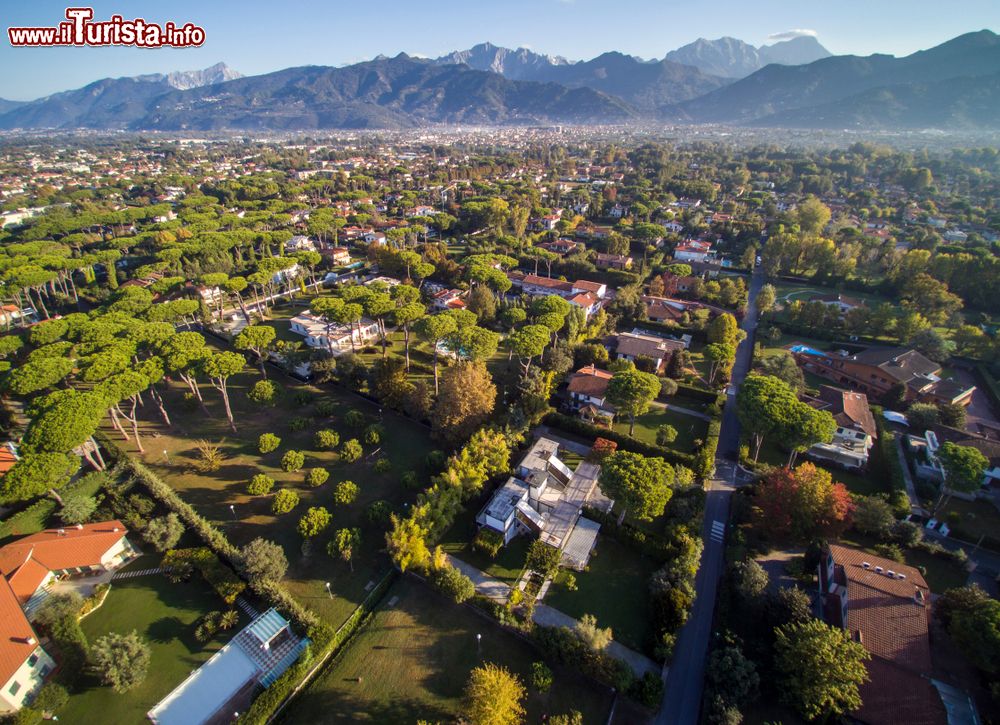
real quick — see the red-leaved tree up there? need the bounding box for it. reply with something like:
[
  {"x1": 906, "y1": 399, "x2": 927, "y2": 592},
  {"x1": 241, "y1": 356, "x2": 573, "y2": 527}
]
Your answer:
[{"x1": 755, "y1": 463, "x2": 852, "y2": 542}]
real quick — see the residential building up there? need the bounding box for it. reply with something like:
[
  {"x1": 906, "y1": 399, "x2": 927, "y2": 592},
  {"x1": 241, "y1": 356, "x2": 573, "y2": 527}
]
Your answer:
[
  {"x1": 660, "y1": 271, "x2": 699, "y2": 296},
  {"x1": 908, "y1": 426, "x2": 1000, "y2": 490},
  {"x1": 538, "y1": 239, "x2": 582, "y2": 256},
  {"x1": 476, "y1": 438, "x2": 611, "y2": 569},
  {"x1": 510, "y1": 273, "x2": 606, "y2": 303},
  {"x1": 324, "y1": 247, "x2": 351, "y2": 266},
  {"x1": 289, "y1": 310, "x2": 378, "y2": 353},
  {"x1": 805, "y1": 386, "x2": 877, "y2": 469},
  {"x1": 812, "y1": 293, "x2": 865, "y2": 313},
  {"x1": 818, "y1": 545, "x2": 953, "y2": 725},
  {"x1": 614, "y1": 331, "x2": 685, "y2": 372},
  {"x1": 566, "y1": 365, "x2": 615, "y2": 423},
  {"x1": 0, "y1": 520, "x2": 140, "y2": 713},
  {"x1": 430, "y1": 288, "x2": 467, "y2": 311},
  {"x1": 594, "y1": 253, "x2": 633, "y2": 270},
  {"x1": 789, "y1": 346, "x2": 975, "y2": 407},
  {"x1": 673, "y1": 240, "x2": 713, "y2": 263},
  {"x1": 148, "y1": 608, "x2": 309, "y2": 725},
  {"x1": 284, "y1": 235, "x2": 316, "y2": 253},
  {"x1": 0, "y1": 442, "x2": 18, "y2": 478}
]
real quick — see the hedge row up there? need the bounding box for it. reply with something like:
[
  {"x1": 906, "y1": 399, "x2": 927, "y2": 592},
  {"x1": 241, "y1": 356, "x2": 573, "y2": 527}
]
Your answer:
[
  {"x1": 96, "y1": 434, "x2": 241, "y2": 562},
  {"x1": 541, "y1": 412, "x2": 695, "y2": 466},
  {"x1": 674, "y1": 382, "x2": 725, "y2": 405},
  {"x1": 974, "y1": 364, "x2": 1000, "y2": 418},
  {"x1": 693, "y1": 418, "x2": 722, "y2": 479},
  {"x1": 241, "y1": 572, "x2": 396, "y2": 725},
  {"x1": 872, "y1": 408, "x2": 908, "y2": 496}
]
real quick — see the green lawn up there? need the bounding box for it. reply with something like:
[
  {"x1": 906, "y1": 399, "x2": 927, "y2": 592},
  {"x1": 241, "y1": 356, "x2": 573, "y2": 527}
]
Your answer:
[
  {"x1": 115, "y1": 364, "x2": 435, "y2": 628},
  {"x1": 612, "y1": 404, "x2": 709, "y2": 454},
  {"x1": 938, "y1": 497, "x2": 1000, "y2": 545},
  {"x1": 837, "y1": 531, "x2": 968, "y2": 593},
  {"x1": 281, "y1": 578, "x2": 615, "y2": 724},
  {"x1": 59, "y1": 570, "x2": 240, "y2": 724},
  {"x1": 544, "y1": 536, "x2": 658, "y2": 653},
  {"x1": 439, "y1": 497, "x2": 531, "y2": 585}
]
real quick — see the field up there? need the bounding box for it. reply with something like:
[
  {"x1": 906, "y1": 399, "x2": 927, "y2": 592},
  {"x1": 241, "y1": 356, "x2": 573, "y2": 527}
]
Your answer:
[
  {"x1": 280, "y1": 578, "x2": 616, "y2": 724},
  {"x1": 114, "y1": 359, "x2": 436, "y2": 627},
  {"x1": 612, "y1": 403, "x2": 709, "y2": 453},
  {"x1": 60, "y1": 567, "x2": 240, "y2": 724},
  {"x1": 544, "y1": 536, "x2": 658, "y2": 653}
]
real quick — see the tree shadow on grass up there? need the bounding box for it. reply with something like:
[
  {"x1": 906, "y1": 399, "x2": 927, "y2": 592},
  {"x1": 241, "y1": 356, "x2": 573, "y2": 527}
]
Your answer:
[{"x1": 146, "y1": 615, "x2": 185, "y2": 644}]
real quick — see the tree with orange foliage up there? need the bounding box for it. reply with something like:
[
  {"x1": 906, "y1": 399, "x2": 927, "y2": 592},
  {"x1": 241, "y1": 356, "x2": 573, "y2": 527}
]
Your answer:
[{"x1": 755, "y1": 462, "x2": 853, "y2": 542}]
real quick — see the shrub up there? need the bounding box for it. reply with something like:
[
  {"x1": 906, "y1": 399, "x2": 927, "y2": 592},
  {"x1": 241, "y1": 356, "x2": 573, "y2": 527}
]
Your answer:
[
  {"x1": 630, "y1": 671, "x2": 664, "y2": 708},
  {"x1": 426, "y1": 449, "x2": 447, "y2": 471},
  {"x1": 365, "y1": 499, "x2": 392, "y2": 525},
  {"x1": 143, "y1": 513, "x2": 184, "y2": 553},
  {"x1": 430, "y1": 565, "x2": 475, "y2": 603},
  {"x1": 193, "y1": 439, "x2": 225, "y2": 472},
  {"x1": 248, "y1": 379, "x2": 280, "y2": 405},
  {"x1": 90, "y1": 630, "x2": 150, "y2": 693},
  {"x1": 161, "y1": 548, "x2": 246, "y2": 604},
  {"x1": 345, "y1": 410, "x2": 366, "y2": 428},
  {"x1": 33, "y1": 682, "x2": 68, "y2": 713},
  {"x1": 306, "y1": 468, "x2": 330, "y2": 487},
  {"x1": 239, "y1": 538, "x2": 288, "y2": 584},
  {"x1": 333, "y1": 481, "x2": 359, "y2": 506},
  {"x1": 874, "y1": 543, "x2": 905, "y2": 563},
  {"x1": 60, "y1": 494, "x2": 97, "y2": 524},
  {"x1": 531, "y1": 661, "x2": 553, "y2": 693},
  {"x1": 473, "y1": 528, "x2": 504, "y2": 558},
  {"x1": 373, "y1": 458, "x2": 392, "y2": 474},
  {"x1": 401, "y1": 470, "x2": 420, "y2": 489},
  {"x1": 526, "y1": 540, "x2": 561, "y2": 578},
  {"x1": 314, "y1": 399, "x2": 337, "y2": 418},
  {"x1": 364, "y1": 424, "x2": 384, "y2": 446},
  {"x1": 288, "y1": 416, "x2": 310, "y2": 432},
  {"x1": 340, "y1": 439, "x2": 363, "y2": 463},
  {"x1": 297, "y1": 507, "x2": 332, "y2": 538},
  {"x1": 564, "y1": 573, "x2": 578, "y2": 591},
  {"x1": 247, "y1": 473, "x2": 275, "y2": 496},
  {"x1": 281, "y1": 450, "x2": 306, "y2": 472},
  {"x1": 271, "y1": 489, "x2": 299, "y2": 515},
  {"x1": 314, "y1": 429, "x2": 340, "y2": 449},
  {"x1": 258, "y1": 433, "x2": 281, "y2": 454},
  {"x1": 656, "y1": 425, "x2": 678, "y2": 446},
  {"x1": 589, "y1": 437, "x2": 618, "y2": 462},
  {"x1": 293, "y1": 391, "x2": 312, "y2": 406}
]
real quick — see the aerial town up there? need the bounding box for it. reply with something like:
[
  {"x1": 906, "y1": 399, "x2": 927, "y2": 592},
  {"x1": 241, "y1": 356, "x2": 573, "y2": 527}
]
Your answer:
[{"x1": 0, "y1": 4, "x2": 999, "y2": 725}]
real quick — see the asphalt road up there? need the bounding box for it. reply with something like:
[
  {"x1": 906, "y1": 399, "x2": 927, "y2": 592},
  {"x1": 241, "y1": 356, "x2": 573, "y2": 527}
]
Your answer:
[{"x1": 657, "y1": 266, "x2": 764, "y2": 725}]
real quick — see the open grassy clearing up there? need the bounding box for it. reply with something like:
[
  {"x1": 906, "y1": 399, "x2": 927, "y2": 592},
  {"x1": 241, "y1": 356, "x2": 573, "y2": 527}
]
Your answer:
[
  {"x1": 544, "y1": 535, "x2": 657, "y2": 653},
  {"x1": 110, "y1": 364, "x2": 435, "y2": 627},
  {"x1": 612, "y1": 403, "x2": 709, "y2": 453},
  {"x1": 837, "y1": 531, "x2": 969, "y2": 593},
  {"x1": 60, "y1": 568, "x2": 241, "y2": 724},
  {"x1": 280, "y1": 577, "x2": 617, "y2": 724}
]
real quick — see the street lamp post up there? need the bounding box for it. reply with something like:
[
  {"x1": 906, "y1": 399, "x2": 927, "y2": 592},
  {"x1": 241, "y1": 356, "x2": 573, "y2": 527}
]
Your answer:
[
  {"x1": 325, "y1": 582, "x2": 333, "y2": 599},
  {"x1": 476, "y1": 633, "x2": 481, "y2": 654},
  {"x1": 229, "y1": 504, "x2": 237, "y2": 520}
]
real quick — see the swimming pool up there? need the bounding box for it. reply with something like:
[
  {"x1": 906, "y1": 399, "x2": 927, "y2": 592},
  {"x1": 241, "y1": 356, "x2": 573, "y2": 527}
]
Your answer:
[{"x1": 789, "y1": 344, "x2": 827, "y2": 356}]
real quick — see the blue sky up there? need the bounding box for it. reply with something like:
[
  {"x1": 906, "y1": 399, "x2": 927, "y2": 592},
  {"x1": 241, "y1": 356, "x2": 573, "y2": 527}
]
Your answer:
[{"x1": 2, "y1": 0, "x2": 998, "y2": 100}]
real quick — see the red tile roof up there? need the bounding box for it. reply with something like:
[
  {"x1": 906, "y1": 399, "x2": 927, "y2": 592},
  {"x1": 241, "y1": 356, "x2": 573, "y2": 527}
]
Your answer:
[
  {"x1": 0, "y1": 577, "x2": 42, "y2": 689},
  {"x1": 0, "y1": 520, "x2": 128, "y2": 604},
  {"x1": 567, "y1": 366, "x2": 613, "y2": 397}
]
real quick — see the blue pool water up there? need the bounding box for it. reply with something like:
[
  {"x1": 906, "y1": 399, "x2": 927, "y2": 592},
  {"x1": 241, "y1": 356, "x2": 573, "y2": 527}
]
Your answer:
[{"x1": 789, "y1": 344, "x2": 826, "y2": 356}]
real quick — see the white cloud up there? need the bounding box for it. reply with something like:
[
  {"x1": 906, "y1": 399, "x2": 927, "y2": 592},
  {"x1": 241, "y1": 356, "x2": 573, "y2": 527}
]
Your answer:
[{"x1": 766, "y1": 29, "x2": 819, "y2": 42}]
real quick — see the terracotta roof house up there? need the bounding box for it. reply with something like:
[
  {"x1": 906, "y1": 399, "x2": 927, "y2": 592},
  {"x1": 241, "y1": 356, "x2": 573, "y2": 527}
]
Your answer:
[
  {"x1": 0, "y1": 520, "x2": 136, "y2": 607},
  {"x1": 789, "y1": 346, "x2": 975, "y2": 407},
  {"x1": 804, "y1": 386, "x2": 878, "y2": 469},
  {"x1": 0, "y1": 521, "x2": 138, "y2": 713},
  {"x1": 818, "y1": 545, "x2": 956, "y2": 725},
  {"x1": 566, "y1": 366, "x2": 615, "y2": 421},
  {"x1": 614, "y1": 332, "x2": 685, "y2": 373},
  {"x1": 594, "y1": 253, "x2": 633, "y2": 271},
  {"x1": 0, "y1": 443, "x2": 17, "y2": 477}
]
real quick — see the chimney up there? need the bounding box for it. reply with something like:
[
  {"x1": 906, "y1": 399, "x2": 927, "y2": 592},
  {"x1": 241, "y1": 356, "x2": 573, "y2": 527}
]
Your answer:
[
  {"x1": 25, "y1": 637, "x2": 35, "y2": 646},
  {"x1": 914, "y1": 588, "x2": 925, "y2": 606},
  {"x1": 76, "y1": 523, "x2": 83, "y2": 530},
  {"x1": 57, "y1": 528, "x2": 65, "y2": 536}
]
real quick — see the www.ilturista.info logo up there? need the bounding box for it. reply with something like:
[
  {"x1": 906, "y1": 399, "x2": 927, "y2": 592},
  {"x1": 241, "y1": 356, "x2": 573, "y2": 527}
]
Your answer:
[{"x1": 8, "y1": 7, "x2": 205, "y2": 48}]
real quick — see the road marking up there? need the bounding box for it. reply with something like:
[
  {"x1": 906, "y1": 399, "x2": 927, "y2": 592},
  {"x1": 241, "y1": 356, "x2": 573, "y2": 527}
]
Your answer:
[{"x1": 710, "y1": 520, "x2": 726, "y2": 543}]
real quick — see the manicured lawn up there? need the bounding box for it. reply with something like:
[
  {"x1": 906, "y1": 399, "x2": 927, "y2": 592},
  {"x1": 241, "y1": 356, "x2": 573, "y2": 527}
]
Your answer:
[
  {"x1": 281, "y1": 578, "x2": 615, "y2": 724},
  {"x1": 113, "y1": 363, "x2": 436, "y2": 627},
  {"x1": 544, "y1": 536, "x2": 658, "y2": 653},
  {"x1": 440, "y1": 498, "x2": 530, "y2": 585},
  {"x1": 938, "y1": 497, "x2": 1000, "y2": 545},
  {"x1": 60, "y1": 570, "x2": 240, "y2": 723},
  {"x1": 612, "y1": 404, "x2": 709, "y2": 454},
  {"x1": 837, "y1": 532, "x2": 968, "y2": 593}
]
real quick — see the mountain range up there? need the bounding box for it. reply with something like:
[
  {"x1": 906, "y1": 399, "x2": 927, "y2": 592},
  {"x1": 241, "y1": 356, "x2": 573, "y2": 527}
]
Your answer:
[
  {"x1": 0, "y1": 32, "x2": 996, "y2": 131},
  {"x1": 664, "y1": 36, "x2": 831, "y2": 78}
]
